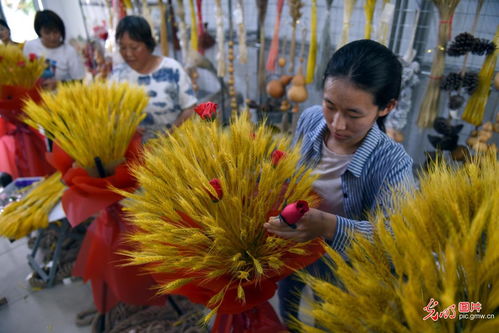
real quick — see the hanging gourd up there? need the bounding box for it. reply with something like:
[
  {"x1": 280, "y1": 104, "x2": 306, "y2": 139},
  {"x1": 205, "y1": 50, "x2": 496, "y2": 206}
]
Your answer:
[{"x1": 287, "y1": 28, "x2": 309, "y2": 113}]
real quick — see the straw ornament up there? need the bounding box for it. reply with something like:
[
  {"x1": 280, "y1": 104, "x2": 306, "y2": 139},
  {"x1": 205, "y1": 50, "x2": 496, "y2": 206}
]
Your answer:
[
  {"x1": 22, "y1": 81, "x2": 147, "y2": 171},
  {"x1": 117, "y1": 111, "x2": 322, "y2": 321}
]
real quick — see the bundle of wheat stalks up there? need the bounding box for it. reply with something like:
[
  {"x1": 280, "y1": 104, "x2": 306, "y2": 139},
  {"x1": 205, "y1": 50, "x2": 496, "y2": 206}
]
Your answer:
[
  {"x1": 117, "y1": 114, "x2": 320, "y2": 321},
  {"x1": 0, "y1": 44, "x2": 45, "y2": 88},
  {"x1": 296, "y1": 151, "x2": 498, "y2": 333},
  {"x1": 0, "y1": 173, "x2": 65, "y2": 240},
  {"x1": 417, "y1": 0, "x2": 461, "y2": 128},
  {"x1": 462, "y1": 26, "x2": 498, "y2": 126},
  {"x1": 22, "y1": 81, "x2": 147, "y2": 171}
]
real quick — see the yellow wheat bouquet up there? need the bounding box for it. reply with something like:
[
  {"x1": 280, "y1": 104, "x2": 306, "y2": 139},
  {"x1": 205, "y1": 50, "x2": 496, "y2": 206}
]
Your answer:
[
  {"x1": 296, "y1": 152, "x2": 499, "y2": 333},
  {"x1": 0, "y1": 172, "x2": 65, "y2": 240},
  {"x1": 118, "y1": 106, "x2": 324, "y2": 322},
  {"x1": 0, "y1": 44, "x2": 45, "y2": 88},
  {"x1": 22, "y1": 81, "x2": 147, "y2": 171}
]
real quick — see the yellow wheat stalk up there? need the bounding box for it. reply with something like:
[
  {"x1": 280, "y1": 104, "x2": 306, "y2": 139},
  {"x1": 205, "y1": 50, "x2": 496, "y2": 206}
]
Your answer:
[
  {"x1": 296, "y1": 151, "x2": 498, "y2": 332},
  {"x1": 0, "y1": 44, "x2": 45, "y2": 88},
  {"x1": 22, "y1": 81, "x2": 147, "y2": 170},
  {"x1": 0, "y1": 172, "x2": 65, "y2": 240},
  {"x1": 117, "y1": 114, "x2": 321, "y2": 321}
]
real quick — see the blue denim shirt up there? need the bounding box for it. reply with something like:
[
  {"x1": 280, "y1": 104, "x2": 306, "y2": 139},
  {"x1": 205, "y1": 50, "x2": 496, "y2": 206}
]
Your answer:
[{"x1": 293, "y1": 106, "x2": 414, "y2": 254}]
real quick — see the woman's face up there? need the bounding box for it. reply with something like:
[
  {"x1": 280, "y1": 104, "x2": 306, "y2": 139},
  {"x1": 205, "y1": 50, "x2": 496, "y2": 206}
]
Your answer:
[
  {"x1": 40, "y1": 27, "x2": 62, "y2": 48},
  {"x1": 322, "y1": 77, "x2": 392, "y2": 154},
  {"x1": 118, "y1": 32, "x2": 151, "y2": 70},
  {"x1": 0, "y1": 25, "x2": 10, "y2": 43}
]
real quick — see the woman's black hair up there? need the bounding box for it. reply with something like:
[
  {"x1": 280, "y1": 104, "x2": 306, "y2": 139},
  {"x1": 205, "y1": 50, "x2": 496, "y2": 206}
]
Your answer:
[
  {"x1": 115, "y1": 16, "x2": 156, "y2": 53},
  {"x1": 0, "y1": 19, "x2": 10, "y2": 30},
  {"x1": 322, "y1": 39, "x2": 402, "y2": 132},
  {"x1": 34, "y1": 10, "x2": 66, "y2": 42}
]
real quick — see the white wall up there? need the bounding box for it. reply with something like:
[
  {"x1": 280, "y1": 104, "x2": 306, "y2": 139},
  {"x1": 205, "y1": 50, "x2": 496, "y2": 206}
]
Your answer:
[{"x1": 41, "y1": 0, "x2": 87, "y2": 40}]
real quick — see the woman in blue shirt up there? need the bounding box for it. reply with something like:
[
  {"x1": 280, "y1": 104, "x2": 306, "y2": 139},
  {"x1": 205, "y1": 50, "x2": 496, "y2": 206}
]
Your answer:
[{"x1": 264, "y1": 39, "x2": 414, "y2": 329}]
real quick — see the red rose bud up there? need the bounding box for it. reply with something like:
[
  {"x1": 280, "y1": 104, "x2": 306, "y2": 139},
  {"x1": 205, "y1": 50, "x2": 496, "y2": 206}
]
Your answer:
[
  {"x1": 279, "y1": 200, "x2": 309, "y2": 229},
  {"x1": 28, "y1": 53, "x2": 37, "y2": 61},
  {"x1": 195, "y1": 102, "x2": 218, "y2": 120},
  {"x1": 207, "y1": 178, "x2": 223, "y2": 202},
  {"x1": 271, "y1": 150, "x2": 286, "y2": 167},
  {"x1": 17, "y1": 61, "x2": 26, "y2": 67}
]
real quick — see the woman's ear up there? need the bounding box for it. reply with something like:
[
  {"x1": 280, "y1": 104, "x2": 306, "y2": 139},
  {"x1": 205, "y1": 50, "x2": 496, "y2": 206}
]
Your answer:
[{"x1": 378, "y1": 99, "x2": 397, "y2": 117}]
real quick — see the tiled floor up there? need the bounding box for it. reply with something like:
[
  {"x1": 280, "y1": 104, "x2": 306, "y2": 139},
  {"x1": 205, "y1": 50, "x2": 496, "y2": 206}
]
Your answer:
[{"x1": 0, "y1": 237, "x2": 93, "y2": 333}]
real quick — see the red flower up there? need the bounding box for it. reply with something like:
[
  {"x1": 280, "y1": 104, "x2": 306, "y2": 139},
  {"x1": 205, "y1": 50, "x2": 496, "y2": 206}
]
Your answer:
[
  {"x1": 280, "y1": 200, "x2": 309, "y2": 226},
  {"x1": 271, "y1": 150, "x2": 286, "y2": 167},
  {"x1": 17, "y1": 60, "x2": 26, "y2": 67},
  {"x1": 207, "y1": 178, "x2": 223, "y2": 202},
  {"x1": 195, "y1": 102, "x2": 218, "y2": 120},
  {"x1": 28, "y1": 53, "x2": 37, "y2": 62}
]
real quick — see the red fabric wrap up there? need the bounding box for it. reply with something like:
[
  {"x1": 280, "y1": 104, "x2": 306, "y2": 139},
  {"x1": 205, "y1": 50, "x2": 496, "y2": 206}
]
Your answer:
[{"x1": 72, "y1": 203, "x2": 164, "y2": 313}]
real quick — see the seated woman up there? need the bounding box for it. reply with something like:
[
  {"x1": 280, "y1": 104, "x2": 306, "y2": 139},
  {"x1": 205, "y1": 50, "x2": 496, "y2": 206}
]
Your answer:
[
  {"x1": 264, "y1": 39, "x2": 415, "y2": 330},
  {"x1": 0, "y1": 19, "x2": 21, "y2": 47},
  {"x1": 23, "y1": 10, "x2": 85, "y2": 90},
  {"x1": 110, "y1": 16, "x2": 197, "y2": 139}
]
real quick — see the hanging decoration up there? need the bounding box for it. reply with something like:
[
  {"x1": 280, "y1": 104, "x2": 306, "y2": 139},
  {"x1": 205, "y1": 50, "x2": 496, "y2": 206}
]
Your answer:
[
  {"x1": 235, "y1": 0, "x2": 248, "y2": 64},
  {"x1": 265, "y1": 0, "x2": 285, "y2": 72},
  {"x1": 288, "y1": 0, "x2": 303, "y2": 74},
  {"x1": 386, "y1": 9, "x2": 420, "y2": 142},
  {"x1": 196, "y1": 0, "x2": 215, "y2": 54},
  {"x1": 296, "y1": 152, "x2": 499, "y2": 333},
  {"x1": 363, "y1": 0, "x2": 378, "y2": 39},
  {"x1": 417, "y1": 0, "x2": 461, "y2": 128},
  {"x1": 256, "y1": 0, "x2": 269, "y2": 97},
  {"x1": 339, "y1": 0, "x2": 358, "y2": 47},
  {"x1": 115, "y1": 107, "x2": 324, "y2": 328},
  {"x1": 375, "y1": 0, "x2": 394, "y2": 46},
  {"x1": 314, "y1": 0, "x2": 334, "y2": 90},
  {"x1": 305, "y1": 0, "x2": 318, "y2": 84},
  {"x1": 227, "y1": 0, "x2": 238, "y2": 117},
  {"x1": 158, "y1": 0, "x2": 169, "y2": 56},
  {"x1": 462, "y1": 26, "x2": 498, "y2": 126},
  {"x1": 175, "y1": 0, "x2": 189, "y2": 63},
  {"x1": 466, "y1": 121, "x2": 496, "y2": 153},
  {"x1": 214, "y1": 0, "x2": 226, "y2": 77},
  {"x1": 0, "y1": 172, "x2": 64, "y2": 240},
  {"x1": 188, "y1": 0, "x2": 198, "y2": 54},
  {"x1": 141, "y1": 0, "x2": 154, "y2": 33}
]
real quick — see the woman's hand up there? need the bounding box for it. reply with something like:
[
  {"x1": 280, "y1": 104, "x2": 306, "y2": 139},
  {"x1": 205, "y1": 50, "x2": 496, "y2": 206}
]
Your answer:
[{"x1": 264, "y1": 208, "x2": 337, "y2": 243}]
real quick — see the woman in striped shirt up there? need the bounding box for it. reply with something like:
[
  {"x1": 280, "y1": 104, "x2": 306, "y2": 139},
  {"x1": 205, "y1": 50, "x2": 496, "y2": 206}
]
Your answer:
[{"x1": 264, "y1": 39, "x2": 414, "y2": 329}]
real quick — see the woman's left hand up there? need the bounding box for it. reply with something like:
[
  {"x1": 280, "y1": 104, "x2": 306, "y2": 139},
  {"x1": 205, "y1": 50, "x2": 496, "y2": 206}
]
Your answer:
[{"x1": 264, "y1": 208, "x2": 337, "y2": 243}]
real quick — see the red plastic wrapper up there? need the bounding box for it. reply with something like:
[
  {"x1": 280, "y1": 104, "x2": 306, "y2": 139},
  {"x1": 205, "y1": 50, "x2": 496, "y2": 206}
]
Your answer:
[
  {"x1": 45, "y1": 132, "x2": 142, "y2": 227},
  {"x1": 212, "y1": 301, "x2": 288, "y2": 333}
]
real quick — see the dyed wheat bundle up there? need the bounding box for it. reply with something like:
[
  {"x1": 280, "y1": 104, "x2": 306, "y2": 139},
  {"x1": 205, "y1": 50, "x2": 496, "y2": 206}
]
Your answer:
[
  {"x1": 265, "y1": 0, "x2": 285, "y2": 72},
  {"x1": 339, "y1": 0, "x2": 358, "y2": 47},
  {"x1": 22, "y1": 81, "x2": 147, "y2": 170},
  {"x1": 305, "y1": 0, "x2": 318, "y2": 84},
  {"x1": 417, "y1": 0, "x2": 461, "y2": 128},
  {"x1": 214, "y1": 0, "x2": 225, "y2": 77},
  {"x1": 118, "y1": 113, "x2": 322, "y2": 321},
  {"x1": 235, "y1": 0, "x2": 248, "y2": 64},
  {"x1": 296, "y1": 152, "x2": 499, "y2": 333},
  {"x1": 364, "y1": 0, "x2": 378, "y2": 39},
  {"x1": 0, "y1": 44, "x2": 45, "y2": 88},
  {"x1": 462, "y1": 26, "x2": 498, "y2": 126},
  {"x1": 0, "y1": 172, "x2": 65, "y2": 240},
  {"x1": 188, "y1": 0, "x2": 198, "y2": 53}
]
